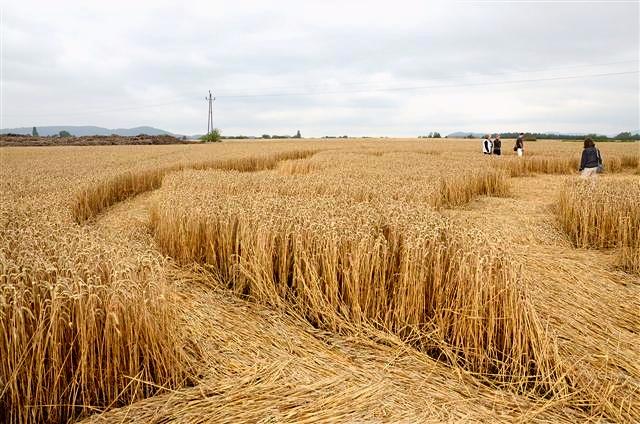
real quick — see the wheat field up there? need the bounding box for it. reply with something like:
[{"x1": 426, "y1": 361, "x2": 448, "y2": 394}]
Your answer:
[{"x1": 1, "y1": 139, "x2": 639, "y2": 423}]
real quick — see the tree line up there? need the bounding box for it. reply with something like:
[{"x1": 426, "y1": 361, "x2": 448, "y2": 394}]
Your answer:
[{"x1": 453, "y1": 132, "x2": 639, "y2": 141}]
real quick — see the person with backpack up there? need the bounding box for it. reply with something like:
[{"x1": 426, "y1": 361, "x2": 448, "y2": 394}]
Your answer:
[
  {"x1": 579, "y1": 137, "x2": 603, "y2": 177},
  {"x1": 482, "y1": 134, "x2": 493, "y2": 155},
  {"x1": 514, "y1": 133, "x2": 524, "y2": 157},
  {"x1": 492, "y1": 134, "x2": 502, "y2": 155}
]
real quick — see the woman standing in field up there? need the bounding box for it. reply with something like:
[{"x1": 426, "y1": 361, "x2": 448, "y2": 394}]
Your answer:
[
  {"x1": 492, "y1": 134, "x2": 502, "y2": 155},
  {"x1": 579, "y1": 137, "x2": 603, "y2": 177}
]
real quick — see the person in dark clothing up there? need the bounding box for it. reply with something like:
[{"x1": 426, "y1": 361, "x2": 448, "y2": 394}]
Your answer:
[
  {"x1": 579, "y1": 137, "x2": 603, "y2": 177},
  {"x1": 514, "y1": 133, "x2": 524, "y2": 157},
  {"x1": 492, "y1": 134, "x2": 502, "y2": 155}
]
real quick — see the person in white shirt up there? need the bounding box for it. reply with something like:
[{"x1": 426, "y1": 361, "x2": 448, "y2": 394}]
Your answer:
[{"x1": 482, "y1": 134, "x2": 493, "y2": 155}]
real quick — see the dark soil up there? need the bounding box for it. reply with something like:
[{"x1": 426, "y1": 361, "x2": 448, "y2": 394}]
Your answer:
[{"x1": 0, "y1": 134, "x2": 197, "y2": 147}]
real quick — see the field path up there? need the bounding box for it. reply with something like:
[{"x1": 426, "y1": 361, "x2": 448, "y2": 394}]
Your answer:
[
  {"x1": 94, "y1": 190, "x2": 158, "y2": 242},
  {"x1": 446, "y1": 173, "x2": 640, "y2": 417},
  {"x1": 97, "y1": 171, "x2": 640, "y2": 393},
  {"x1": 88, "y1": 168, "x2": 640, "y2": 421},
  {"x1": 83, "y1": 175, "x2": 603, "y2": 423}
]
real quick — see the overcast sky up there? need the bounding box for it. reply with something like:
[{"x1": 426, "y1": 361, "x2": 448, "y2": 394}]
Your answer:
[{"x1": 1, "y1": 0, "x2": 638, "y2": 136}]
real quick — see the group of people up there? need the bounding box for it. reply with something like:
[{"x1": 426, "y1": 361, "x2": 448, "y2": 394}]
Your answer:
[
  {"x1": 481, "y1": 133, "x2": 604, "y2": 178},
  {"x1": 482, "y1": 133, "x2": 525, "y2": 157}
]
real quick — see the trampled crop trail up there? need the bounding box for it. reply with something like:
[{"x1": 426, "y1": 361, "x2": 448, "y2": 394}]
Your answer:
[
  {"x1": 80, "y1": 276, "x2": 592, "y2": 424},
  {"x1": 91, "y1": 152, "x2": 640, "y2": 422},
  {"x1": 72, "y1": 149, "x2": 320, "y2": 223},
  {"x1": 78, "y1": 189, "x2": 578, "y2": 423},
  {"x1": 90, "y1": 161, "x2": 640, "y2": 422},
  {"x1": 445, "y1": 174, "x2": 640, "y2": 421},
  {"x1": 4, "y1": 139, "x2": 638, "y2": 423}
]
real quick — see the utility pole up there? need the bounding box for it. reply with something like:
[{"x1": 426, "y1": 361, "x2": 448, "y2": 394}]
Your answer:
[{"x1": 206, "y1": 90, "x2": 215, "y2": 134}]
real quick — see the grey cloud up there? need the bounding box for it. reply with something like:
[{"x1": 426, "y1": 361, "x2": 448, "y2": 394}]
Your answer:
[{"x1": 1, "y1": 0, "x2": 638, "y2": 136}]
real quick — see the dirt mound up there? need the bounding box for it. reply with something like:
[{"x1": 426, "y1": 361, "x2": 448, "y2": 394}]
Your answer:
[{"x1": 0, "y1": 134, "x2": 195, "y2": 146}]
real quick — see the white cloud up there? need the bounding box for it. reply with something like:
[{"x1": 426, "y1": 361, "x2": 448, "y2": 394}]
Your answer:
[{"x1": 1, "y1": 0, "x2": 638, "y2": 135}]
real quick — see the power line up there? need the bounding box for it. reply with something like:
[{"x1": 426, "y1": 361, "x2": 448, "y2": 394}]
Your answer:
[
  {"x1": 2, "y1": 69, "x2": 637, "y2": 118},
  {"x1": 213, "y1": 59, "x2": 639, "y2": 95},
  {"x1": 215, "y1": 70, "x2": 639, "y2": 98}
]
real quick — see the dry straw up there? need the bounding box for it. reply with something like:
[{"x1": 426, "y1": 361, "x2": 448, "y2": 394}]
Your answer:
[
  {"x1": 3, "y1": 139, "x2": 638, "y2": 423},
  {"x1": 0, "y1": 229, "x2": 198, "y2": 423},
  {"x1": 494, "y1": 154, "x2": 629, "y2": 177},
  {"x1": 150, "y1": 168, "x2": 566, "y2": 394},
  {"x1": 496, "y1": 156, "x2": 579, "y2": 177},
  {"x1": 81, "y1": 277, "x2": 598, "y2": 423},
  {"x1": 557, "y1": 177, "x2": 640, "y2": 273},
  {"x1": 72, "y1": 150, "x2": 318, "y2": 223},
  {"x1": 434, "y1": 168, "x2": 509, "y2": 208}
]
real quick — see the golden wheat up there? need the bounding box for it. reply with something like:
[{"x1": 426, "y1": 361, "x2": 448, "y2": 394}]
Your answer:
[
  {"x1": 72, "y1": 149, "x2": 318, "y2": 223},
  {"x1": 149, "y1": 167, "x2": 565, "y2": 393},
  {"x1": 557, "y1": 176, "x2": 640, "y2": 274},
  {"x1": 557, "y1": 177, "x2": 640, "y2": 248},
  {"x1": 0, "y1": 216, "x2": 198, "y2": 423},
  {"x1": 2, "y1": 139, "x2": 638, "y2": 423},
  {"x1": 434, "y1": 168, "x2": 510, "y2": 208}
]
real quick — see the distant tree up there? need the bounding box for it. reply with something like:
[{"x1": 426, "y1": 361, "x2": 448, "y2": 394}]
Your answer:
[
  {"x1": 59, "y1": 130, "x2": 72, "y2": 137},
  {"x1": 614, "y1": 131, "x2": 639, "y2": 140},
  {"x1": 32, "y1": 127, "x2": 39, "y2": 137},
  {"x1": 261, "y1": 134, "x2": 271, "y2": 139},
  {"x1": 583, "y1": 133, "x2": 603, "y2": 141},
  {"x1": 221, "y1": 135, "x2": 251, "y2": 139},
  {"x1": 181, "y1": 135, "x2": 187, "y2": 141},
  {"x1": 465, "y1": 134, "x2": 475, "y2": 139},
  {"x1": 433, "y1": 132, "x2": 441, "y2": 138},
  {"x1": 294, "y1": 130, "x2": 302, "y2": 138},
  {"x1": 428, "y1": 132, "x2": 433, "y2": 138},
  {"x1": 200, "y1": 128, "x2": 221, "y2": 142}
]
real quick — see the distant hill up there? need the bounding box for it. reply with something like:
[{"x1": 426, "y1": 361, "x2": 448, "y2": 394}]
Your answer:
[{"x1": 0, "y1": 126, "x2": 178, "y2": 137}]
